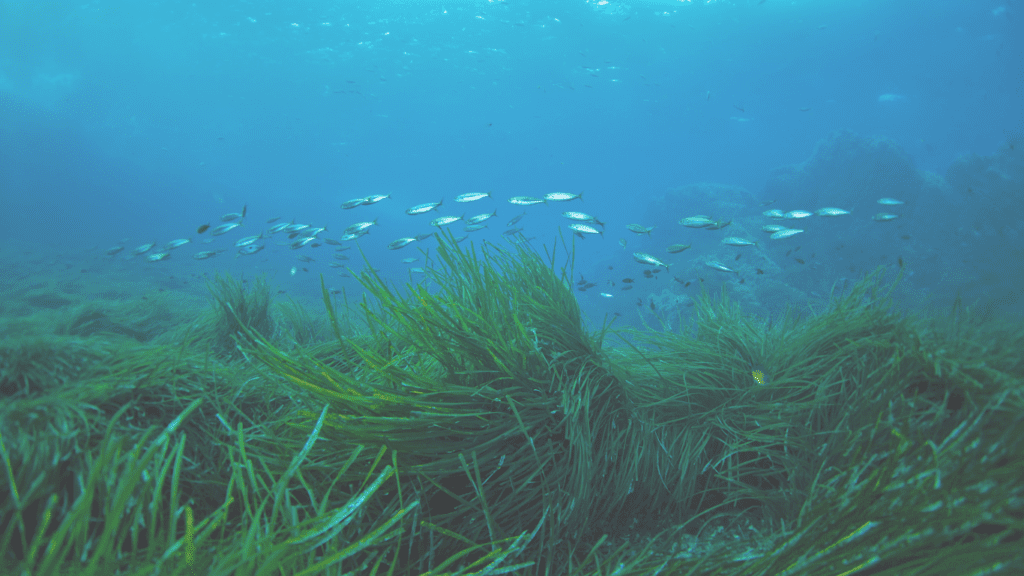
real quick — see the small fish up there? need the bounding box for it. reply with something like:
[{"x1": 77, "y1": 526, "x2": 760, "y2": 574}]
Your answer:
[
  {"x1": 431, "y1": 215, "x2": 463, "y2": 228},
  {"x1": 401, "y1": 257, "x2": 419, "y2": 263},
  {"x1": 508, "y1": 196, "x2": 546, "y2": 206},
  {"x1": 345, "y1": 220, "x2": 377, "y2": 234},
  {"x1": 599, "y1": 292, "x2": 613, "y2": 298},
  {"x1": 794, "y1": 258, "x2": 805, "y2": 264},
  {"x1": 735, "y1": 254, "x2": 742, "y2": 261},
  {"x1": 756, "y1": 268, "x2": 765, "y2": 275},
  {"x1": 466, "y1": 210, "x2": 498, "y2": 224},
  {"x1": 133, "y1": 243, "x2": 156, "y2": 255},
  {"x1": 268, "y1": 222, "x2": 291, "y2": 234},
  {"x1": 562, "y1": 211, "x2": 604, "y2": 226},
  {"x1": 705, "y1": 260, "x2": 737, "y2": 274},
  {"x1": 762, "y1": 224, "x2": 788, "y2": 233},
  {"x1": 211, "y1": 223, "x2": 242, "y2": 236},
  {"x1": 147, "y1": 252, "x2": 171, "y2": 262},
  {"x1": 721, "y1": 237, "x2": 756, "y2": 247},
  {"x1": 877, "y1": 198, "x2": 904, "y2": 205},
  {"x1": 621, "y1": 285, "x2": 633, "y2": 291},
  {"x1": 544, "y1": 191, "x2": 583, "y2": 202},
  {"x1": 633, "y1": 252, "x2": 669, "y2": 268},
  {"x1": 569, "y1": 223, "x2": 602, "y2": 236},
  {"x1": 762, "y1": 209, "x2": 786, "y2": 219},
  {"x1": 770, "y1": 229, "x2": 804, "y2": 240},
  {"x1": 388, "y1": 237, "x2": 418, "y2": 250},
  {"x1": 362, "y1": 194, "x2": 390, "y2": 205},
  {"x1": 285, "y1": 224, "x2": 310, "y2": 233},
  {"x1": 341, "y1": 198, "x2": 367, "y2": 209},
  {"x1": 900, "y1": 234, "x2": 911, "y2": 240},
  {"x1": 323, "y1": 238, "x2": 342, "y2": 245},
  {"x1": 193, "y1": 250, "x2": 221, "y2": 260},
  {"x1": 618, "y1": 238, "x2": 627, "y2": 249},
  {"x1": 455, "y1": 191, "x2": 491, "y2": 203},
  {"x1": 235, "y1": 235, "x2": 263, "y2": 247},
  {"x1": 873, "y1": 213, "x2": 899, "y2": 221},
  {"x1": 705, "y1": 219, "x2": 732, "y2": 230},
  {"x1": 815, "y1": 207, "x2": 850, "y2": 216},
  {"x1": 507, "y1": 211, "x2": 526, "y2": 227},
  {"x1": 406, "y1": 200, "x2": 444, "y2": 215},
  {"x1": 105, "y1": 246, "x2": 125, "y2": 256},
  {"x1": 621, "y1": 278, "x2": 634, "y2": 283},
  {"x1": 414, "y1": 233, "x2": 433, "y2": 242},
  {"x1": 666, "y1": 244, "x2": 691, "y2": 254},
  {"x1": 503, "y1": 227, "x2": 524, "y2": 236},
  {"x1": 680, "y1": 216, "x2": 715, "y2": 228},
  {"x1": 759, "y1": 199, "x2": 777, "y2": 206},
  {"x1": 238, "y1": 244, "x2": 264, "y2": 256},
  {"x1": 220, "y1": 212, "x2": 244, "y2": 222},
  {"x1": 464, "y1": 224, "x2": 488, "y2": 232},
  {"x1": 291, "y1": 237, "x2": 316, "y2": 249},
  {"x1": 333, "y1": 254, "x2": 351, "y2": 261},
  {"x1": 164, "y1": 238, "x2": 191, "y2": 250},
  {"x1": 784, "y1": 210, "x2": 813, "y2": 219},
  {"x1": 266, "y1": 217, "x2": 280, "y2": 223},
  {"x1": 196, "y1": 224, "x2": 210, "y2": 234},
  {"x1": 627, "y1": 224, "x2": 655, "y2": 235},
  {"x1": 296, "y1": 254, "x2": 315, "y2": 263}
]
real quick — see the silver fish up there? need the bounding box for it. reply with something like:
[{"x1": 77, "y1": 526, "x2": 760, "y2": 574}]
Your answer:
[
  {"x1": 721, "y1": 237, "x2": 756, "y2": 247},
  {"x1": 291, "y1": 237, "x2": 316, "y2": 249},
  {"x1": 133, "y1": 243, "x2": 156, "y2": 255},
  {"x1": 464, "y1": 224, "x2": 488, "y2": 232},
  {"x1": 784, "y1": 210, "x2": 813, "y2": 219},
  {"x1": 296, "y1": 254, "x2": 315, "y2": 262},
  {"x1": 666, "y1": 244, "x2": 690, "y2": 254},
  {"x1": 146, "y1": 252, "x2": 171, "y2": 262},
  {"x1": 544, "y1": 191, "x2": 582, "y2": 202},
  {"x1": 762, "y1": 224, "x2": 788, "y2": 233},
  {"x1": 877, "y1": 198, "x2": 904, "y2": 205},
  {"x1": 401, "y1": 257, "x2": 419, "y2": 263},
  {"x1": 633, "y1": 252, "x2": 669, "y2": 268},
  {"x1": 562, "y1": 211, "x2": 604, "y2": 226},
  {"x1": 627, "y1": 224, "x2": 655, "y2": 235},
  {"x1": 705, "y1": 260, "x2": 737, "y2": 273},
  {"x1": 455, "y1": 191, "x2": 491, "y2": 203},
  {"x1": 508, "y1": 196, "x2": 546, "y2": 206},
  {"x1": 105, "y1": 246, "x2": 124, "y2": 256},
  {"x1": 285, "y1": 224, "x2": 310, "y2": 233},
  {"x1": 507, "y1": 211, "x2": 526, "y2": 227},
  {"x1": 341, "y1": 198, "x2": 366, "y2": 209},
  {"x1": 268, "y1": 222, "x2": 290, "y2": 234},
  {"x1": 193, "y1": 250, "x2": 221, "y2": 260},
  {"x1": 430, "y1": 215, "x2": 462, "y2": 227},
  {"x1": 770, "y1": 228, "x2": 804, "y2": 240},
  {"x1": 345, "y1": 220, "x2": 377, "y2": 234},
  {"x1": 466, "y1": 210, "x2": 498, "y2": 224},
  {"x1": 220, "y1": 212, "x2": 243, "y2": 222},
  {"x1": 816, "y1": 207, "x2": 850, "y2": 216},
  {"x1": 680, "y1": 216, "x2": 715, "y2": 228},
  {"x1": 388, "y1": 237, "x2": 417, "y2": 250},
  {"x1": 873, "y1": 213, "x2": 899, "y2": 221},
  {"x1": 164, "y1": 238, "x2": 191, "y2": 250},
  {"x1": 762, "y1": 209, "x2": 786, "y2": 219},
  {"x1": 211, "y1": 223, "x2": 242, "y2": 236},
  {"x1": 235, "y1": 235, "x2": 263, "y2": 247},
  {"x1": 362, "y1": 193, "x2": 390, "y2": 204},
  {"x1": 569, "y1": 223, "x2": 602, "y2": 236},
  {"x1": 238, "y1": 244, "x2": 264, "y2": 255},
  {"x1": 503, "y1": 227, "x2": 524, "y2": 236},
  {"x1": 406, "y1": 200, "x2": 443, "y2": 215}
]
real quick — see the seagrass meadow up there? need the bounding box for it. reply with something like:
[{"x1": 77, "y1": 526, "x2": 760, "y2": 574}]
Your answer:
[{"x1": 1, "y1": 236, "x2": 1022, "y2": 576}]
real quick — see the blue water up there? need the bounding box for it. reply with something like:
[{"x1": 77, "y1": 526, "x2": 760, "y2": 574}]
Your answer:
[{"x1": 1, "y1": 0, "x2": 1021, "y2": 328}]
